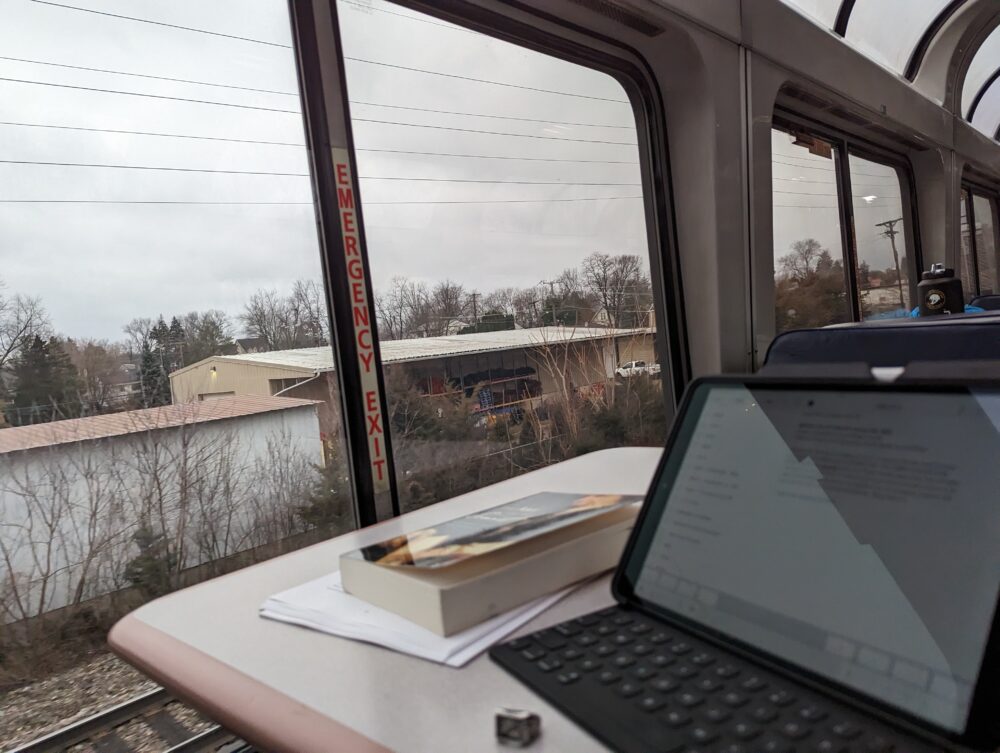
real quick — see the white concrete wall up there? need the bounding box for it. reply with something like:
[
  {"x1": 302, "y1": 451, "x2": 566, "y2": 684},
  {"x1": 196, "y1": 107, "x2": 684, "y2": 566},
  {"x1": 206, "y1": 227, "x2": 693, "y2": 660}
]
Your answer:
[{"x1": 0, "y1": 406, "x2": 322, "y2": 621}]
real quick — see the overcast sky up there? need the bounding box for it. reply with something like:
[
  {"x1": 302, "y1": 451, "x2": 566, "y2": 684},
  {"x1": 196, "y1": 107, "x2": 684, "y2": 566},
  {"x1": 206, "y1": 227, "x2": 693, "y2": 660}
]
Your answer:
[{"x1": 0, "y1": 0, "x2": 914, "y2": 343}]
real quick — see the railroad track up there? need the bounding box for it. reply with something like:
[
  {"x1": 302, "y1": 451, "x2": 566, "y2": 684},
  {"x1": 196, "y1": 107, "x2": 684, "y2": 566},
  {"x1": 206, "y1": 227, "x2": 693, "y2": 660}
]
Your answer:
[{"x1": 7, "y1": 688, "x2": 252, "y2": 753}]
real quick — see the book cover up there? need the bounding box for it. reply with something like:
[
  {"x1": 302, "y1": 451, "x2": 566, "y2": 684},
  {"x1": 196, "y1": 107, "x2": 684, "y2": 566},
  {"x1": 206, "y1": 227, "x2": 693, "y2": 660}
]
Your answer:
[{"x1": 345, "y1": 492, "x2": 643, "y2": 569}]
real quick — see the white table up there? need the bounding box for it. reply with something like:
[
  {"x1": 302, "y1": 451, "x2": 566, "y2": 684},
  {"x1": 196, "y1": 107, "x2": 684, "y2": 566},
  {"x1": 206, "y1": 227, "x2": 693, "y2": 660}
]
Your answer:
[{"x1": 109, "y1": 446, "x2": 664, "y2": 753}]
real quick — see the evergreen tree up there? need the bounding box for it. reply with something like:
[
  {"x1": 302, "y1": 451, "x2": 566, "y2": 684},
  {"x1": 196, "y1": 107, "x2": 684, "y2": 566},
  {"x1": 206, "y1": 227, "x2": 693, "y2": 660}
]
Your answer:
[
  {"x1": 138, "y1": 340, "x2": 171, "y2": 408},
  {"x1": 124, "y1": 522, "x2": 176, "y2": 599},
  {"x1": 4, "y1": 335, "x2": 82, "y2": 425},
  {"x1": 167, "y1": 316, "x2": 186, "y2": 369}
]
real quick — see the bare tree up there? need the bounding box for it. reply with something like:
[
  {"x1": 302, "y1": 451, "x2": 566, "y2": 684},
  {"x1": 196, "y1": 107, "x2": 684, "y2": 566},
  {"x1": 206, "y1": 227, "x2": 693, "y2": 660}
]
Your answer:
[
  {"x1": 0, "y1": 280, "x2": 49, "y2": 373},
  {"x1": 241, "y1": 283, "x2": 328, "y2": 350},
  {"x1": 289, "y1": 280, "x2": 330, "y2": 346},
  {"x1": 581, "y1": 253, "x2": 649, "y2": 328},
  {"x1": 122, "y1": 317, "x2": 154, "y2": 356},
  {"x1": 778, "y1": 238, "x2": 824, "y2": 280},
  {"x1": 180, "y1": 310, "x2": 235, "y2": 363},
  {"x1": 375, "y1": 277, "x2": 430, "y2": 340},
  {"x1": 63, "y1": 339, "x2": 127, "y2": 413}
]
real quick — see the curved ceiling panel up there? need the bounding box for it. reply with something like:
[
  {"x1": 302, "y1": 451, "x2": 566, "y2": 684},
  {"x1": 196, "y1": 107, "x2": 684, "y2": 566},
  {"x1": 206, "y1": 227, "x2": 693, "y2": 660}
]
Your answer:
[
  {"x1": 777, "y1": 0, "x2": 840, "y2": 29},
  {"x1": 964, "y1": 25, "x2": 1000, "y2": 119},
  {"x1": 845, "y1": 0, "x2": 953, "y2": 75}
]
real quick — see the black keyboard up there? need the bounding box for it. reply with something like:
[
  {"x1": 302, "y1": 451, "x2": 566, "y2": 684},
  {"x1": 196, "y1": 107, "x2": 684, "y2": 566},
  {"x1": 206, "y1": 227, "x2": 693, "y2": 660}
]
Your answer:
[{"x1": 490, "y1": 605, "x2": 940, "y2": 753}]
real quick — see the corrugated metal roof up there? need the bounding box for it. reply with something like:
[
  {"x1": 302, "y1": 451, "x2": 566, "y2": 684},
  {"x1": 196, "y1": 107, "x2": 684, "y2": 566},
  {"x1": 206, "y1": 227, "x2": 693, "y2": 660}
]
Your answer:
[
  {"x1": 0, "y1": 395, "x2": 319, "y2": 455},
  {"x1": 211, "y1": 326, "x2": 651, "y2": 372}
]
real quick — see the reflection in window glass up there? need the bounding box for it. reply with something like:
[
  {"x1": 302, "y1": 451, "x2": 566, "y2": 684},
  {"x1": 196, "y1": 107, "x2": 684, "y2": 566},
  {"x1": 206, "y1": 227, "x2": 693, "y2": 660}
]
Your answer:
[
  {"x1": 959, "y1": 191, "x2": 978, "y2": 301},
  {"x1": 0, "y1": 0, "x2": 353, "y2": 735},
  {"x1": 849, "y1": 154, "x2": 910, "y2": 318},
  {"x1": 771, "y1": 129, "x2": 850, "y2": 334},
  {"x1": 973, "y1": 195, "x2": 998, "y2": 296},
  {"x1": 846, "y1": 0, "x2": 951, "y2": 74},
  {"x1": 339, "y1": 0, "x2": 667, "y2": 513},
  {"x1": 962, "y1": 26, "x2": 1000, "y2": 118}
]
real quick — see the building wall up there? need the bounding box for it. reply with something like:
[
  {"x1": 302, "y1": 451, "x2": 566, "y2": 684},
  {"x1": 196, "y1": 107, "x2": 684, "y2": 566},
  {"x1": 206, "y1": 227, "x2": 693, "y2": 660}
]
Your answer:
[
  {"x1": 170, "y1": 360, "x2": 312, "y2": 403},
  {"x1": 284, "y1": 373, "x2": 344, "y2": 444},
  {"x1": 0, "y1": 406, "x2": 322, "y2": 621}
]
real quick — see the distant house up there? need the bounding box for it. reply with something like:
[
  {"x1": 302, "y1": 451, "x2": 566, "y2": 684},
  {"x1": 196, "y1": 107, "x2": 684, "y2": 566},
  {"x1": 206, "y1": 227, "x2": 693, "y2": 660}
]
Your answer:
[
  {"x1": 236, "y1": 336, "x2": 268, "y2": 354},
  {"x1": 414, "y1": 318, "x2": 470, "y2": 337}
]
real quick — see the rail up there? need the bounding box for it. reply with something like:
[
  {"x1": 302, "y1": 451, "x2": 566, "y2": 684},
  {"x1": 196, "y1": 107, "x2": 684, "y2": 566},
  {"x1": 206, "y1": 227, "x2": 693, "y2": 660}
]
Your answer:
[{"x1": 7, "y1": 688, "x2": 246, "y2": 753}]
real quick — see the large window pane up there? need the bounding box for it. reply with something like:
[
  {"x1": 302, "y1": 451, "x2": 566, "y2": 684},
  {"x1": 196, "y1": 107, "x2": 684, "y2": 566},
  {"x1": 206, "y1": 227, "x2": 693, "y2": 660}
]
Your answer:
[
  {"x1": 339, "y1": 0, "x2": 668, "y2": 513},
  {"x1": 845, "y1": 0, "x2": 951, "y2": 75},
  {"x1": 771, "y1": 129, "x2": 851, "y2": 333},
  {"x1": 848, "y1": 154, "x2": 911, "y2": 318},
  {"x1": 973, "y1": 194, "x2": 998, "y2": 296},
  {"x1": 0, "y1": 1, "x2": 353, "y2": 741}
]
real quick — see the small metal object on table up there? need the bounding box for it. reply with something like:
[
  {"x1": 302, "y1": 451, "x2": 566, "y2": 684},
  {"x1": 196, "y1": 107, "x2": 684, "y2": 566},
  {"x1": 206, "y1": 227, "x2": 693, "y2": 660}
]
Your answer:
[{"x1": 496, "y1": 708, "x2": 541, "y2": 747}]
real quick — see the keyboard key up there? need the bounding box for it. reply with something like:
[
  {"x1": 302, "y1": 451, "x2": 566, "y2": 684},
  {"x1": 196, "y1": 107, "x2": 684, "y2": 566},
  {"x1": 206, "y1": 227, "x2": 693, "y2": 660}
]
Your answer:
[
  {"x1": 749, "y1": 705, "x2": 778, "y2": 723},
  {"x1": 636, "y1": 694, "x2": 667, "y2": 712},
  {"x1": 554, "y1": 622, "x2": 582, "y2": 637},
  {"x1": 721, "y1": 691, "x2": 748, "y2": 707},
  {"x1": 702, "y1": 706, "x2": 731, "y2": 723},
  {"x1": 612, "y1": 614, "x2": 634, "y2": 625},
  {"x1": 798, "y1": 705, "x2": 828, "y2": 722},
  {"x1": 534, "y1": 630, "x2": 567, "y2": 649},
  {"x1": 594, "y1": 644, "x2": 617, "y2": 657},
  {"x1": 617, "y1": 681, "x2": 643, "y2": 698},
  {"x1": 508, "y1": 637, "x2": 531, "y2": 650},
  {"x1": 733, "y1": 721, "x2": 761, "y2": 740},
  {"x1": 560, "y1": 647, "x2": 583, "y2": 661},
  {"x1": 575, "y1": 633, "x2": 599, "y2": 646},
  {"x1": 694, "y1": 677, "x2": 722, "y2": 692},
  {"x1": 741, "y1": 675, "x2": 768, "y2": 692},
  {"x1": 631, "y1": 643, "x2": 654, "y2": 656},
  {"x1": 715, "y1": 663, "x2": 741, "y2": 678},
  {"x1": 677, "y1": 691, "x2": 704, "y2": 708},
  {"x1": 831, "y1": 721, "x2": 862, "y2": 739},
  {"x1": 632, "y1": 665, "x2": 658, "y2": 680},
  {"x1": 768, "y1": 689, "x2": 797, "y2": 707},
  {"x1": 596, "y1": 624, "x2": 616, "y2": 636},
  {"x1": 649, "y1": 653, "x2": 675, "y2": 667},
  {"x1": 669, "y1": 663, "x2": 698, "y2": 679},
  {"x1": 578, "y1": 658, "x2": 602, "y2": 672},
  {"x1": 758, "y1": 738, "x2": 794, "y2": 752},
  {"x1": 556, "y1": 671, "x2": 580, "y2": 684},
  {"x1": 651, "y1": 677, "x2": 678, "y2": 693},
  {"x1": 597, "y1": 606, "x2": 618, "y2": 617},
  {"x1": 780, "y1": 721, "x2": 811, "y2": 740},
  {"x1": 596, "y1": 670, "x2": 620, "y2": 684},
  {"x1": 575, "y1": 613, "x2": 601, "y2": 626},
  {"x1": 661, "y1": 709, "x2": 691, "y2": 727},
  {"x1": 814, "y1": 739, "x2": 849, "y2": 752},
  {"x1": 630, "y1": 622, "x2": 653, "y2": 634},
  {"x1": 612, "y1": 633, "x2": 634, "y2": 646},
  {"x1": 689, "y1": 726, "x2": 718, "y2": 744},
  {"x1": 670, "y1": 641, "x2": 693, "y2": 655},
  {"x1": 863, "y1": 737, "x2": 896, "y2": 752},
  {"x1": 520, "y1": 647, "x2": 546, "y2": 661},
  {"x1": 536, "y1": 658, "x2": 562, "y2": 672},
  {"x1": 691, "y1": 652, "x2": 715, "y2": 666},
  {"x1": 613, "y1": 655, "x2": 636, "y2": 668},
  {"x1": 650, "y1": 631, "x2": 672, "y2": 644}
]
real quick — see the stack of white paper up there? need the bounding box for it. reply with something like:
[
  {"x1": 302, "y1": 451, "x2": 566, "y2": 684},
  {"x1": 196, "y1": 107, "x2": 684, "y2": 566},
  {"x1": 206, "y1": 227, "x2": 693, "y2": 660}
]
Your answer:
[{"x1": 259, "y1": 571, "x2": 574, "y2": 667}]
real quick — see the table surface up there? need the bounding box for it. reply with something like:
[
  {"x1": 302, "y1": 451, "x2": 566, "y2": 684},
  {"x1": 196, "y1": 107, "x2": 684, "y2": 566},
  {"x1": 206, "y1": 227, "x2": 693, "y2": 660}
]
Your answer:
[{"x1": 109, "y1": 446, "x2": 664, "y2": 753}]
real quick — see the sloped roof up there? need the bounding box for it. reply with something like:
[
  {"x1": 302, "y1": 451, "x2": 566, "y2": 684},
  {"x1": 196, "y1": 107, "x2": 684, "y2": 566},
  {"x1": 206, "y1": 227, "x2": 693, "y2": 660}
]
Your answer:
[
  {"x1": 201, "y1": 326, "x2": 651, "y2": 372},
  {"x1": 0, "y1": 395, "x2": 319, "y2": 455}
]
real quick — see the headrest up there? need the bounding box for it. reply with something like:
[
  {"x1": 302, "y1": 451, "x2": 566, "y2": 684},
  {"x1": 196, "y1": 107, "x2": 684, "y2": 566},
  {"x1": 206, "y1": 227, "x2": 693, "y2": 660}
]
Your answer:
[{"x1": 763, "y1": 312, "x2": 1000, "y2": 369}]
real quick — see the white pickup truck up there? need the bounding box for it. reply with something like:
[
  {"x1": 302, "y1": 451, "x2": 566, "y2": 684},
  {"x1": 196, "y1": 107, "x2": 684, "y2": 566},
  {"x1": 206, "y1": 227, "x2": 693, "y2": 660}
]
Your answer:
[{"x1": 614, "y1": 360, "x2": 661, "y2": 378}]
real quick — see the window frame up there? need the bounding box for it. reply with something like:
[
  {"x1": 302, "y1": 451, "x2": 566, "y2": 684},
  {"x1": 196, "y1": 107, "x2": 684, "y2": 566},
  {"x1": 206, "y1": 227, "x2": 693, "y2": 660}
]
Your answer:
[
  {"x1": 960, "y1": 181, "x2": 1000, "y2": 300},
  {"x1": 293, "y1": 0, "x2": 688, "y2": 523},
  {"x1": 772, "y1": 110, "x2": 922, "y2": 327}
]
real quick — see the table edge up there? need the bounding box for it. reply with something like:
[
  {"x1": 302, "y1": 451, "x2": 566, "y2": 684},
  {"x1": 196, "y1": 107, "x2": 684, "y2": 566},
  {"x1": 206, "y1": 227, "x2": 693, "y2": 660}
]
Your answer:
[{"x1": 108, "y1": 614, "x2": 393, "y2": 753}]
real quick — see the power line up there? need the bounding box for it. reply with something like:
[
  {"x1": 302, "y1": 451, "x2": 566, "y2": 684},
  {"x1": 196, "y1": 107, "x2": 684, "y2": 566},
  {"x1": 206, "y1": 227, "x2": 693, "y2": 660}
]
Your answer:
[
  {"x1": 29, "y1": 1, "x2": 292, "y2": 49},
  {"x1": 0, "y1": 77, "x2": 300, "y2": 114},
  {"x1": 0, "y1": 200, "x2": 312, "y2": 205},
  {"x1": 356, "y1": 147, "x2": 638, "y2": 164},
  {"x1": 363, "y1": 196, "x2": 642, "y2": 205},
  {"x1": 0, "y1": 120, "x2": 306, "y2": 147},
  {"x1": 350, "y1": 101, "x2": 633, "y2": 129},
  {"x1": 0, "y1": 159, "x2": 308, "y2": 177},
  {"x1": 0, "y1": 55, "x2": 299, "y2": 97},
  {"x1": 353, "y1": 117, "x2": 637, "y2": 145},
  {"x1": 344, "y1": 57, "x2": 630, "y2": 104},
  {"x1": 360, "y1": 177, "x2": 641, "y2": 186},
  {"x1": 338, "y1": 0, "x2": 479, "y2": 35}
]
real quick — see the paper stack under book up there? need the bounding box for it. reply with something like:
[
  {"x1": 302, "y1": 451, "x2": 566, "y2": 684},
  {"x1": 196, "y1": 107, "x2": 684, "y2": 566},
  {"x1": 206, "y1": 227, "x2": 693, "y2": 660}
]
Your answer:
[{"x1": 260, "y1": 491, "x2": 642, "y2": 664}]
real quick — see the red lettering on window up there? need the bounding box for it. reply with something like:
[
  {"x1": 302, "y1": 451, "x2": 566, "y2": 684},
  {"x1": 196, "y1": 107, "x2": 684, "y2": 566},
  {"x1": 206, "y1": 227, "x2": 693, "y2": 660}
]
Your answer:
[
  {"x1": 342, "y1": 210, "x2": 356, "y2": 233},
  {"x1": 372, "y1": 458, "x2": 386, "y2": 480},
  {"x1": 358, "y1": 328, "x2": 372, "y2": 349},
  {"x1": 373, "y1": 436, "x2": 381, "y2": 457},
  {"x1": 367, "y1": 413, "x2": 383, "y2": 435},
  {"x1": 337, "y1": 187, "x2": 354, "y2": 209},
  {"x1": 344, "y1": 235, "x2": 358, "y2": 256},
  {"x1": 365, "y1": 390, "x2": 378, "y2": 412},
  {"x1": 359, "y1": 351, "x2": 374, "y2": 372},
  {"x1": 353, "y1": 306, "x2": 369, "y2": 327},
  {"x1": 347, "y1": 258, "x2": 363, "y2": 279},
  {"x1": 351, "y1": 281, "x2": 365, "y2": 304},
  {"x1": 335, "y1": 163, "x2": 349, "y2": 186}
]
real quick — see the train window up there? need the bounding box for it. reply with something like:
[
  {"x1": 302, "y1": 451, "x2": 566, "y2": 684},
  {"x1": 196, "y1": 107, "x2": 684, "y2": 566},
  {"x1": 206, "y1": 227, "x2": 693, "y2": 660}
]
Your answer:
[
  {"x1": 960, "y1": 188, "x2": 1000, "y2": 299},
  {"x1": 771, "y1": 128, "x2": 851, "y2": 333},
  {"x1": 338, "y1": 1, "x2": 668, "y2": 513},
  {"x1": 848, "y1": 154, "x2": 911, "y2": 318},
  {"x1": 0, "y1": 0, "x2": 355, "y2": 727},
  {"x1": 845, "y1": 0, "x2": 952, "y2": 75}
]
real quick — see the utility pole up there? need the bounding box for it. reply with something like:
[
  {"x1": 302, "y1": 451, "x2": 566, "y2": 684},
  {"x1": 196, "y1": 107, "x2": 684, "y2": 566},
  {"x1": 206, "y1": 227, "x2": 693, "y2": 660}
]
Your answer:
[
  {"x1": 540, "y1": 279, "x2": 559, "y2": 324},
  {"x1": 469, "y1": 291, "x2": 479, "y2": 329},
  {"x1": 875, "y1": 217, "x2": 905, "y2": 308}
]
